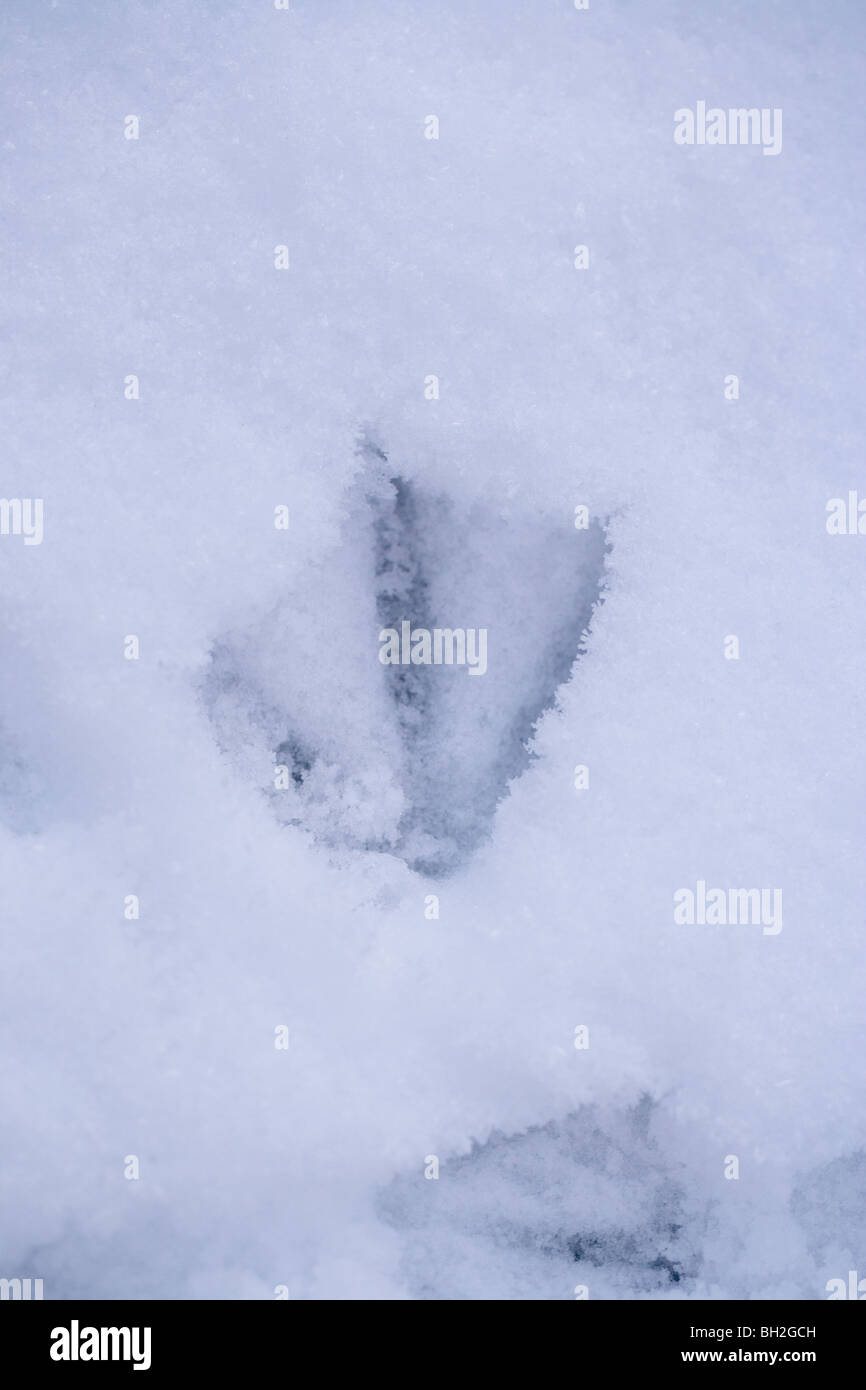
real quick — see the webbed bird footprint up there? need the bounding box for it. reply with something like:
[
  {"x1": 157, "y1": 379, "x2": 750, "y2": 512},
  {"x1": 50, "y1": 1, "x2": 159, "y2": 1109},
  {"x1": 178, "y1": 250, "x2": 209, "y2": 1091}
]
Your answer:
[{"x1": 202, "y1": 439, "x2": 608, "y2": 876}]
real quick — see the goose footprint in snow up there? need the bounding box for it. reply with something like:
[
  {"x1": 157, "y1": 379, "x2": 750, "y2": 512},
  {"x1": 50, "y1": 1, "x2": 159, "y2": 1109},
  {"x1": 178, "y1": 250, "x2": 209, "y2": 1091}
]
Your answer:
[{"x1": 202, "y1": 439, "x2": 608, "y2": 876}]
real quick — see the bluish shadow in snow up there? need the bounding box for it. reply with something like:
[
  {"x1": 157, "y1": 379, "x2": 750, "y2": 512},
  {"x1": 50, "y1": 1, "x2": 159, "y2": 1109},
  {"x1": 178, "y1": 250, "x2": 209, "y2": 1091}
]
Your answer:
[
  {"x1": 201, "y1": 440, "x2": 608, "y2": 877},
  {"x1": 366, "y1": 451, "x2": 608, "y2": 875},
  {"x1": 377, "y1": 1101, "x2": 695, "y2": 1300}
]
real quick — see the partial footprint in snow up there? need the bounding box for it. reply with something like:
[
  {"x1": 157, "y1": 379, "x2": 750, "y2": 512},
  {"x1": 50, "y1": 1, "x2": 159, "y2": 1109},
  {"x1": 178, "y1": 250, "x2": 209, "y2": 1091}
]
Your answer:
[{"x1": 377, "y1": 1101, "x2": 694, "y2": 1300}]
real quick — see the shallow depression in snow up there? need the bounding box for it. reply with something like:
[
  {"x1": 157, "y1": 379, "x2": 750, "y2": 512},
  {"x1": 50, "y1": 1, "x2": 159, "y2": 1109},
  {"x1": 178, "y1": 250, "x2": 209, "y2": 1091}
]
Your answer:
[{"x1": 203, "y1": 441, "x2": 608, "y2": 877}]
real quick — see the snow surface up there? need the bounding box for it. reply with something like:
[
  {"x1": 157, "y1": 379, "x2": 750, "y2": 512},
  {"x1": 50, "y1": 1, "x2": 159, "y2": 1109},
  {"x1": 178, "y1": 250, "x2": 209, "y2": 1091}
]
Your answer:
[{"x1": 1, "y1": 0, "x2": 865, "y2": 1299}]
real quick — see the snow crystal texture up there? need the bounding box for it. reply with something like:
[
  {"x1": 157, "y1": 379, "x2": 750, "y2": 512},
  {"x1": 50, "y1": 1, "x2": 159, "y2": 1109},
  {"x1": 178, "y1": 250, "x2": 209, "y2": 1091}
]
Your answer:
[{"x1": 1, "y1": 0, "x2": 864, "y2": 1300}]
